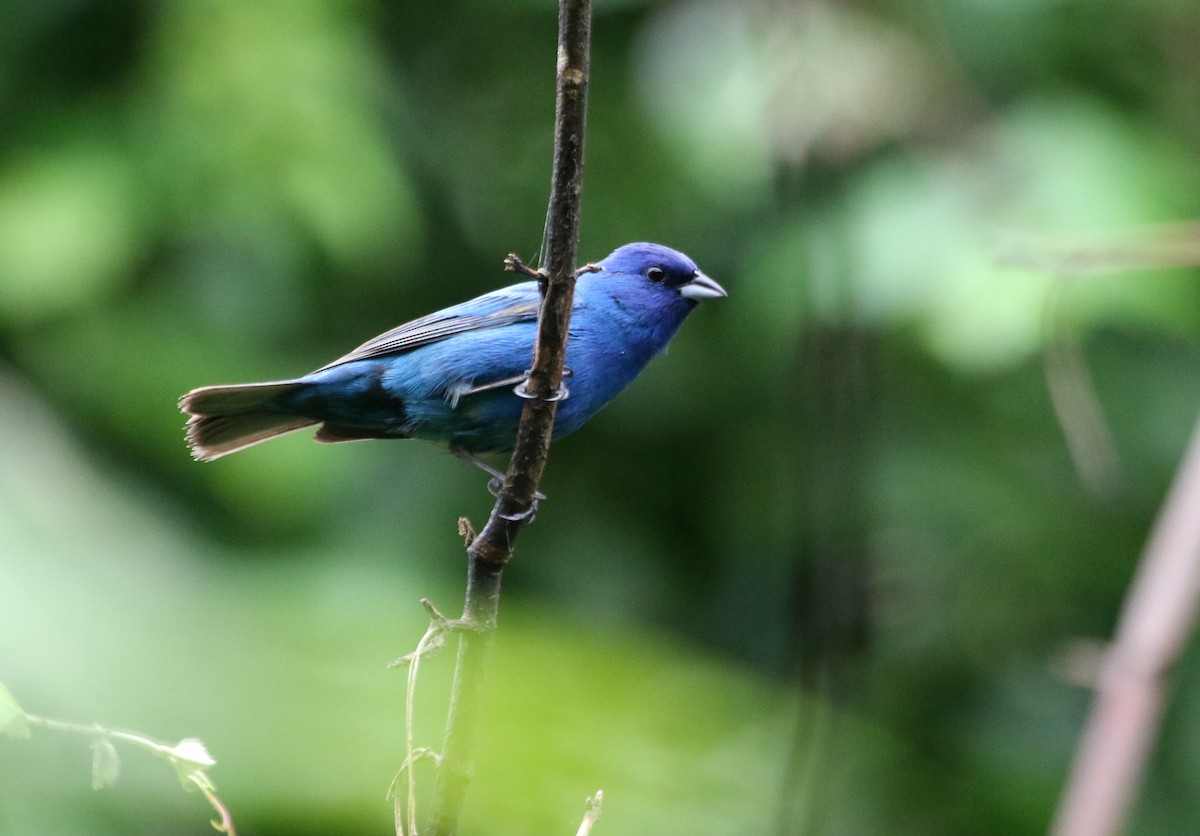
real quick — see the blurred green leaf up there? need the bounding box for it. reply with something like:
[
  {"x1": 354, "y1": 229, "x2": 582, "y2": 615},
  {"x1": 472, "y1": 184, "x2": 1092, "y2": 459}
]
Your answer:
[
  {"x1": 141, "y1": 0, "x2": 421, "y2": 273},
  {"x1": 633, "y1": 2, "x2": 772, "y2": 203},
  {"x1": 835, "y1": 95, "x2": 1200, "y2": 369},
  {"x1": 0, "y1": 143, "x2": 137, "y2": 325}
]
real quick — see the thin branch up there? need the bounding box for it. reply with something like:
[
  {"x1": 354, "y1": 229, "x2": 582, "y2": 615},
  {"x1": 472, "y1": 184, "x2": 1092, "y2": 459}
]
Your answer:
[
  {"x1": 390, "y1": 598, "x2": 453, "y2": 836},
  {"x1": 575, "y1": 791, "x2": 604, "y2": 836},
  {"x1": 1040, "y1": 275, "x2": 1122, "y2": 496},
  {"x1": 997, "y1": 220, "x2": 1200, "y2": 277},
  {"x1": 1051, "y1": 412, "x2": 1200, "y2": 836},
  {"x1": 422, "y1": 2, "x2": 593, "y2": 834},
  {"x1": 20, "y1": 713, "x2": 235, "y2": 835}
]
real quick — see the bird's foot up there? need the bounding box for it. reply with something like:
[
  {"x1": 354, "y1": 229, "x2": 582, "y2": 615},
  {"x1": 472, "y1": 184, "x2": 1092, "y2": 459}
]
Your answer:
[
  {"x1": 486, "y1": 476, "x2": 546, "y2": 503},
  {"x1": 499, "y1": 498, "x2": 539, "y2": 524},
  {"x1": 513, "y1": 376, "x2": 569, "y2": 402},
  {"x1": 513, "y1": 366, "x2": 571, "y2": 401}
]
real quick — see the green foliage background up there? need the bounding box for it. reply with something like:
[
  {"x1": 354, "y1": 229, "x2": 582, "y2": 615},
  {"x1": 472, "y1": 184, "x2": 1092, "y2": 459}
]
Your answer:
[{"x1": 3, "y1": 0, "x2": 1200, "y2": 833}]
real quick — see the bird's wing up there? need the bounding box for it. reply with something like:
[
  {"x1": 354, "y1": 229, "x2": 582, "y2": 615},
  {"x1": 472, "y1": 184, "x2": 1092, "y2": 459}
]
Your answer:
[{"x1": 313, "y1": 283, "x2": 541, "y2": 372}]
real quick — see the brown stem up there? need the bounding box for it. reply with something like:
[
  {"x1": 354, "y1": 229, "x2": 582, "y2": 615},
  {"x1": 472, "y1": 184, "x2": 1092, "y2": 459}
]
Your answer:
[
  {"x1": 422, "y1": 2, "x2": 592, "y2": 833},
  {"x1": 1051, "y1": 413, "x2": 1200, "y2": 836}
]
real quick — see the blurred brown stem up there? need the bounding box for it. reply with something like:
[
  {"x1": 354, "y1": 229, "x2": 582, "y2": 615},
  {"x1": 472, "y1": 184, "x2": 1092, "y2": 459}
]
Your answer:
[
  {"x1": 421, "y1": 1, "x2": 592, "y2": 834},
  {"x1": 1041, "y1": 275, "x2": 1121, "y2": 497},
  {"x1": 1052, "y1": 413, "x2": 1200, "y2": 836}
]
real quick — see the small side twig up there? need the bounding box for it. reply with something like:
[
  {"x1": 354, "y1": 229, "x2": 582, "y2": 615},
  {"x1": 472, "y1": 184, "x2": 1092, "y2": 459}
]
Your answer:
[
  {"x1": 1002, "y1": 221, "x2": 1200, "y2": 497},
  {"x1": 0, "y1": 685, "x2": 234, "y2": 836},
  {"x1": 1041, "y1": 275, "x2": 1122, "y2": 496},
  {"x1": 389, "y1": 596, "x2": 484, "y2": 836},
  {"x1": 457, "y1": 517, "x2": 477, "y2": 548},
  {"x1": 504, "y1": 253, "x2": 548, "y2": 281},
  {"x1": 392, "y1": 601, "x2": 443, "y2": 836},
  {"x1": 575, "y1": 790, "x2": 604, "y2": 836}
]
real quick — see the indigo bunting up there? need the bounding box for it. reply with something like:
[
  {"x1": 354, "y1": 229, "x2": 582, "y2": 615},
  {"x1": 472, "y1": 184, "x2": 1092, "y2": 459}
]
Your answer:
[{"x1": 180, "y1": 243, "x2": 725, "y2": 479}]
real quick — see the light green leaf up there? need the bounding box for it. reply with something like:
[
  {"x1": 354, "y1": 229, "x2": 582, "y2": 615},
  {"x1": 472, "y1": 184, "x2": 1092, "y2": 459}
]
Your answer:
[
  {"x1": 0, "y1": 681, "x2": 29, "y2": 738},
  {"x1": 168, "y1": 737, "x2": 217, "y2": 771},
  {"x1": 91, "y1": 737, "x2": 121, "y2": 790}
]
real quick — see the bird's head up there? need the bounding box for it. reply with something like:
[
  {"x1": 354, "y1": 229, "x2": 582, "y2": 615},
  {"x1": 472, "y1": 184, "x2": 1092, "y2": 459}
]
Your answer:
[{"x1": 594, "y1": 243, "x2": 727, "y2": 305}]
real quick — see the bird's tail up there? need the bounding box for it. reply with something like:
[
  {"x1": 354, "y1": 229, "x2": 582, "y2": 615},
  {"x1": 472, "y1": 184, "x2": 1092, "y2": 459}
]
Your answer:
[{"x1": 179, "y1": 381, "x2": 315, "y2": 461}]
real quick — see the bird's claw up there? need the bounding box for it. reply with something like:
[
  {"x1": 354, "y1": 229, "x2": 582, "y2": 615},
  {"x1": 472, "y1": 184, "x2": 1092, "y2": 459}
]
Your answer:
[
  {"x1": 513, "y1": 368, "x2": 570, "y2": 402},
  {"x1": 486, "y1": 476, "x2": 545, "y2": 503},
  {"x1": 499, "y1": 499, "x2": 538, "y2": 524},
  {"x1": 513, "y1": 380, "x2": 569, "y2": 402}
]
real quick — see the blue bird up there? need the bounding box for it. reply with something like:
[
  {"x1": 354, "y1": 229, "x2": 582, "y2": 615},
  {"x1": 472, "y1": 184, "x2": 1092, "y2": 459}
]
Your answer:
[{"x1": 180, "y1": 243, "x2": 726, "y2": 482}]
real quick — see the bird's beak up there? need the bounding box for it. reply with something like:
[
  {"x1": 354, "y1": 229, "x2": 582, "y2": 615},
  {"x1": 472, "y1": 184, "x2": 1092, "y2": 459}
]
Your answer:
[{"x1": 678, "y1": 272, "x2": 728, "y2": 301}]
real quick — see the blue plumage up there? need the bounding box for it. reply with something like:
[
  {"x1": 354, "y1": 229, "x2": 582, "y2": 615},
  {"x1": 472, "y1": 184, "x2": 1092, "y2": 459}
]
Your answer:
[{"x1": 180, "y1": 243, "x2": 726, "y2": 469}]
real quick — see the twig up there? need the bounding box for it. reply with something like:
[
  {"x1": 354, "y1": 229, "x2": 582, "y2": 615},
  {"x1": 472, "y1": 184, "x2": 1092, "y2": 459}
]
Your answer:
[
  {"x1": 1041, "y1": 275, "x2": 1122, "y2": 496},
  {"x1": 1002, "y1": 221, "x2": 1200, "y2": 496},
  {"x1": 19, "y1": 712, "x2": 234, "y2": 835},
  {"x1": 389, "y1": 598, "x2": 453, "y2": 835},
  {"x1": 504, "y1": 253, "x2": 547, "y2": 281},
  {"x1": 422, "y1": 1, "x2": 593, "y2": 834},
  {"x1": 1051, "y1": 412, "x2": 1200, "y2": 836},
  {"x1": 996, "y1": 221, "x2": 1200, "y2": 277},
  {"x1": 575, "y1": 791, "x2": 604, "y2": 836}
]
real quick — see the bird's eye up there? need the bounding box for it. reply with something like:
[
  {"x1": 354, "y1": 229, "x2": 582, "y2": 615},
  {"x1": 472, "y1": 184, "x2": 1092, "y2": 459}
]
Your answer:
[{"x1": 647, "y1": 266, "x2": 666, "y2": 283}]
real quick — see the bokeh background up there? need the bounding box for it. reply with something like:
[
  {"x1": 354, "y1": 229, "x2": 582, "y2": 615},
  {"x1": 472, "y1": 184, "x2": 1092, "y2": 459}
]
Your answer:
[{"x1": 3, "y1": 0, "x2": 1200, "y2": 833}]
